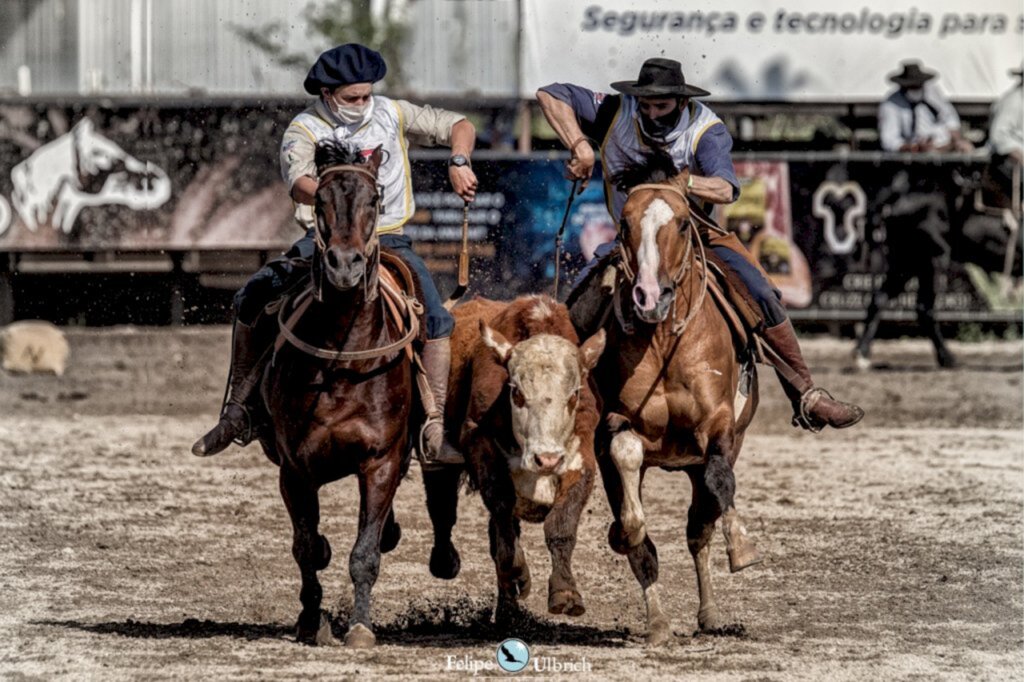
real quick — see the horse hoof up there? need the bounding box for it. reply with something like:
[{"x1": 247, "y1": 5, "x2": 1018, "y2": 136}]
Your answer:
[
  {"x1": 646, "y1": 617, "x2": 673, "y2": 647},
  {"x1": 548, "y1": 589, "x2": 586, "y2": 617},
  {"x1": 381, "y1": 520, "x2": 401, "y2": 554},
  {"x1": 727, "y1": 543, "x2": 764, "y2": 573},
  {"x1": 296, "y1": 612, "x2": 335, "y2": 646},
  {"x1": 344, "y1": 623, "x2": 376, "y2": 648},
  {"x1": 698, "y1": 606, "x2": 725, "y2": 633},
  {"x1": 429, "y1": 543, "x2": 461, "y2": 580}
]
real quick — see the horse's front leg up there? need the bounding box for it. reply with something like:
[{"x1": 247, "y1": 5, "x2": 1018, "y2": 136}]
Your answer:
[
  {"x1": 280, "y1": 466, "x2": 334, "y2": 646},
  {"x1": 600, "y1": 433, "x2": 671, "y2": 646},
  {"x1": 544, "y1": 466, "x2": 594, "y2": 617},
  {"x1": 347, "y1": 448, "x2": 402, "y2": 648},
  {"x1": 608, "y1": 427, "x2": 647, "y2": 547}
]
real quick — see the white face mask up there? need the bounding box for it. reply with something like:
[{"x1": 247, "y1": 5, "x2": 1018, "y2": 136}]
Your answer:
[{"x1": 325, "y1": 94, "x2": 374, "y2": 126}]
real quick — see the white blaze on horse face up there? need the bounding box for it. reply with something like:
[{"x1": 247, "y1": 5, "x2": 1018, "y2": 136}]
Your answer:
[
  {"x1": 635, "y1": 197, "x2": 674, "y2": 312},
  {"x1": 505, "y1": 334, "x2": 583, "y2": 477}
]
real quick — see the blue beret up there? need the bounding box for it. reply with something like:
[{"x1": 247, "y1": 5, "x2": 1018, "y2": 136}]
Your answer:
[{"x1": 304, "y1": 44, "x2": 387, "y2": 94}]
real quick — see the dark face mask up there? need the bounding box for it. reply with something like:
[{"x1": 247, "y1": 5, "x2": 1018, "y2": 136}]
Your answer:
[{"x1": 639, "y1": 105, "x2": 682, "y2": 140}]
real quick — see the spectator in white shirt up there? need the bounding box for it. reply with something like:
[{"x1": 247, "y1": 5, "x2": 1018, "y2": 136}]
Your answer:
[
  {"x1": 878, "y1": 61, "x2": 974, "y2": 153},
  {"x1": 984, "y1": 64, "x2": 1023, "y2": 208}
]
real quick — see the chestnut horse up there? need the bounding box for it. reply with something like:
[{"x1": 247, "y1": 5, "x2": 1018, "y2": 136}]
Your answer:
[
  {"x1": 258, "y1": 142, "x2": 415, "y2": 647},
  {"x1": 584, "y1": 161, "x2": 763, "y2": 645}
]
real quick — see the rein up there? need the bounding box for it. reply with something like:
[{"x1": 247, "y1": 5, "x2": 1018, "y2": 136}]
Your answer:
[
  {"x1": 623, "y1": 181, "x2": 710, "y2": 336},
  {"x1": 277, "y1": 278, "x2": 422, "y2": 363},
  {"x1": 279, "y1": 162, "x2": 423, "y2": 363}
]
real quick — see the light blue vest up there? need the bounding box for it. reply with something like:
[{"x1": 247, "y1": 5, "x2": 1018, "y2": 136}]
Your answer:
[{"x1": 600, "y1": 97, "x2": 723, "y2": 221}]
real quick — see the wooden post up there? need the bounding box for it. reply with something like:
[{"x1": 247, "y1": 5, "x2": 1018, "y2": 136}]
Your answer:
[
  {"x1": 0, "y1": 253, "x2": 14, "y2": 325},
  {"x1": 170, "y1": 251, "x2": 185, "y2": 326}
]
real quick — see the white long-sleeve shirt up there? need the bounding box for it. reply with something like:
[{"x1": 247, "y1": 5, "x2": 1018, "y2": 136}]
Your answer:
[
  {"x1": 877, "y1": 84, "x2": 961, "y2": 152},
  {"x1": 989, "y1": 84, "x2": 1023, "y2": 157}
]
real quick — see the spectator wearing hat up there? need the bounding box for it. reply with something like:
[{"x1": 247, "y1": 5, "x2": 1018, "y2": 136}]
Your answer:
[
  {"x1": 985, "y1": 65, "x2": 1023, "y2": 208},
  {"x1": 878, "y1": 61, "x2": 974, "y2": 153},
  {"x1": 193, "y1": 44, "x2": 478, "y2": 463},
  {"x1": 535, "y1": 58, "x2": 863, "y2": 433}
]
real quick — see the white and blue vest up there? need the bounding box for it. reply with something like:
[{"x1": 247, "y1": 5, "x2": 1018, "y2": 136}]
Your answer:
[
  {"x1": 600, "y1": 97, "x2": 723, "y2": 222},
  {"x1": 288, "y1": 96, "x2": 413, "y2": 234}
]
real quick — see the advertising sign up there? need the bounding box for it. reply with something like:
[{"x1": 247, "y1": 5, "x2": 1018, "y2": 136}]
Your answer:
[{"x1": 521, "y1": 0, "x2": 1023, "y2": 101}]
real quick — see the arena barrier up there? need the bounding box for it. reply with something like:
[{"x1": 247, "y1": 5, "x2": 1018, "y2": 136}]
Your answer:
[{"x1": 0, "y1": 101, "x2": 1019, "y2": 324}]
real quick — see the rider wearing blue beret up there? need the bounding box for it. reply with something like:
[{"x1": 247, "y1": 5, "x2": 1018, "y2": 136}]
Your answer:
[{"x1": 193, "y1": 44, "x2": 477, "y2": 463}]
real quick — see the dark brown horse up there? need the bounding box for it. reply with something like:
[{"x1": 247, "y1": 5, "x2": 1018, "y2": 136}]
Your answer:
[
  {"x1": 258, "y1": 142, "x2": 415, "y2": 647},
  {"x1": 583, "y1": 163, "x2": 763, "y2": 645}
]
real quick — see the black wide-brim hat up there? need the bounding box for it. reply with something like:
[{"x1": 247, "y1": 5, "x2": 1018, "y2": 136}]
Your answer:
[
  {"x1": 611, "y1": 58, "x2": 710, "y2": 98},
  {"x1": 888, "y1": 61, "x2": 936, "y2": 87},
  {"x1": 304, "y1": 44, "x2": 387, "y2": 95}
]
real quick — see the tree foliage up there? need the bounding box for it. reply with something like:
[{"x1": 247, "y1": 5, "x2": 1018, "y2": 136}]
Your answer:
[{"x1": 231, "y1": 0, "x2": 410, "y2": 93}]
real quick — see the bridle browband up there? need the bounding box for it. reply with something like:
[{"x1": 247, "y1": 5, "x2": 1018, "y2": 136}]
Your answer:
[{"x1": 621, "y1": 181, "x2": 709, "y2": 336}]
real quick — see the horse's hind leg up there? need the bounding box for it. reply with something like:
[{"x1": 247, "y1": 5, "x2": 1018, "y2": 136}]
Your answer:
[
  {"x1": 702, "y1": 432, "x2": 761, "y2": 573},
  {"x1": 380, "y1": 506, "x2": 401, "y2": 554},
  {"x1": 423, "y1": 466, "x2": 462, "y2": 579},
  {"x1": 489, "y1": 514, "x2": 532, "y2": 628},
  {"x1": 280, "y1": 467, "x2": 333, "y2": 646},
  {"x1": 544, "y1": 466, "x2": 594, "y2": 617},
  {"x1": 347, "y1": 452, "x2": 401, "y2": 648}
]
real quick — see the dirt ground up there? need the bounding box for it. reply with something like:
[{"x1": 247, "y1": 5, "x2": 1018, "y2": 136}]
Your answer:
[{"x1": 0, "y1": 328, "x2": 1021, "y2": 680}]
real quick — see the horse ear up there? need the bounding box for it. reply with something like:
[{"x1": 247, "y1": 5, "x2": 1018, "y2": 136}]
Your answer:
[
  {"x1": 579, "y1": 329, "x2": 606, "y2": 372},
  {"x1": 366, "y1": 145, "x2": 384, "y2": 174},
  {"x1": 479, "y1": 320, "x2": 513, "y2": 365}
]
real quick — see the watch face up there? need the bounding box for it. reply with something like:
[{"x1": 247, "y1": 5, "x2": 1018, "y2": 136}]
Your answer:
[{"x1": 449, "y1": 155, "x2": 468, "y2": 167}]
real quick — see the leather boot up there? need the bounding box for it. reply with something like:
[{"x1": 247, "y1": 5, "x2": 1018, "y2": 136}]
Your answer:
[
  {"x1": 762, "y1": 319, "x2": 865, "y2": 432},
  {"x1": 191, "y1": 320, "x2": 261, "y2": 456},
  {"x1": 419, "y1": 337, "x2": 464, "y2": 465}
]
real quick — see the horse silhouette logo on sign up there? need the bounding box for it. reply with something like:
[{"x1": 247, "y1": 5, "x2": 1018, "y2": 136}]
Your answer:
[{"x1": 7, "y1": 118, "x2": 171, "y2": 235}]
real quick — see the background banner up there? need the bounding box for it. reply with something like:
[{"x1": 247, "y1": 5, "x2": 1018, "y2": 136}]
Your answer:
[
  {"x1": 0, "y1": 103, "x2": 1018, "y2": 321},
  {"x1": 521, "y1": 0, "x2": 1023, "y2": 101}
]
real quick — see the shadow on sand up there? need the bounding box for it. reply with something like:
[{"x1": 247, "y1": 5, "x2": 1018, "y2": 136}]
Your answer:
[{"x1": 37, "y1": 597, "x2": 633, "y2": 648}]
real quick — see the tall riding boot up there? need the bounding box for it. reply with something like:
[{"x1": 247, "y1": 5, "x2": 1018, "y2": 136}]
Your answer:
[
  {"x1": 420, "y1": 337, "x2": 464, "y2": 465},
  {"x1": 191, "y1": 320, "x2": 262, "y2": 456},
  {"x1": 762, "y1": 319, "x2": 865, "y2": 432}
]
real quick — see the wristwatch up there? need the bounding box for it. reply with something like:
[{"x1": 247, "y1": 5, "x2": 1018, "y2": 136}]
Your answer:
[{"x1": 448, "y1": 154, "x2": 471, "y2": 168}]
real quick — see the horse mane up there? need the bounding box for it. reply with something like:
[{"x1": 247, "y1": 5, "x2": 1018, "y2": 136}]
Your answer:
[
  {"x1": 314, "y1": 140, "x2": 365, "y2": 174},
  {"x1": 610, "y1": 149, "x2": 685, "y2": 192}
]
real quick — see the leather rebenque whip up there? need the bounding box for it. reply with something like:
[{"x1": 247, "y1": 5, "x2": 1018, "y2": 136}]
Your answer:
[{"x1": 443, "y1": 201, "x2": 471, "y2": 311}]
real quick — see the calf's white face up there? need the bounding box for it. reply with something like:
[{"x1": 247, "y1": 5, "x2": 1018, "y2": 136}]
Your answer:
[{"x1": 481, "y1": 323, "x2": 605, "y2": 478}]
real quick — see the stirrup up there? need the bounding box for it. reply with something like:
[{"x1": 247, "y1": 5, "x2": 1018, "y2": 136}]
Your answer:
[
  {"x1": 792, "y1": 387, "x2": 830, "y2": 433},
  {"x1": 417, "y1": 414, "x2": 463, "y2": 467},
  {"x1": 227, "y1": 403, "x2": 256, "y2": 446}
]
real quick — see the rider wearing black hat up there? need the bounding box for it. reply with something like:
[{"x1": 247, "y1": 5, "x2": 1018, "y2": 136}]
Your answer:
[
  {"x1": 537, "y1": 58, "x2": 864, "y2": 432},
  {"x1": 193, "y1": 44, "x2": 478, "y2": 463},
  {"x1": 878, "y1": 60, "x2": 974, "y2": 153}
]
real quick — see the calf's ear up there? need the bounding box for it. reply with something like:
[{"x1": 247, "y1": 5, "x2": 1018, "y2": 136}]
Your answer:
[
  {"x1": 579, "y1": 329, "x2": 606, "y2": 372},
  {"x1": 480, "y1": 321, "x2": 513, "y2": 365}
]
